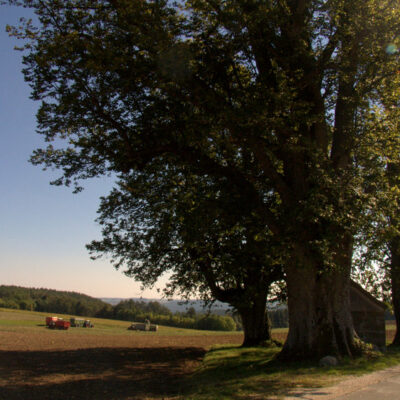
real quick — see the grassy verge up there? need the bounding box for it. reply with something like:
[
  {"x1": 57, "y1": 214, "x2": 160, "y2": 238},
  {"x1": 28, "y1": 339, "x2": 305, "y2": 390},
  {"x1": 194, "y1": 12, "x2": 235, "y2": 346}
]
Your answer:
[{"x1": 178, "y1": 344, "x2": 400, "y2": 400}]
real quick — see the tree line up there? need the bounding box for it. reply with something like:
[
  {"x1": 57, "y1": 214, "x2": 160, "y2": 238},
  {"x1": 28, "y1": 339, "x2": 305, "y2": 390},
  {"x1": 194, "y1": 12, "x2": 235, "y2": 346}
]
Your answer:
[
  {"x1": 0, "y1": 283, "x2": 393, "y2": 331},
  {"x1": 0, "y1": 285, "x2": 106, "y2": 317},
  {"x1": 0, "y1": 285, "x2": 241, "y2": 331},
  {"x1": 5, "y1": 0, "x2": 400, "y2": 359},
  {"x1": 102, "y1": 299, "x2": 237, "y2": 331}
]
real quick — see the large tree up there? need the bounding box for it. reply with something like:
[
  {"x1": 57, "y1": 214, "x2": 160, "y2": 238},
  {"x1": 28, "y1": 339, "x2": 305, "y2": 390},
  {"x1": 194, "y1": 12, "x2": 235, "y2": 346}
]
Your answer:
[
  {"x1": 87, "y1": 168, "x2": 283, "y2": 346},
  {"x1": 352, "y1": 100, "x2": 400, "y2": 347},
  {"x1": 353, "y1": 162, "x2": 400, "y2": 347},
  {"x1": 6, "y1": 0, "x2": 400, "y2": 359},
  {"x1": 388, "y1": 164, "x2": 400, "y2": 346}
]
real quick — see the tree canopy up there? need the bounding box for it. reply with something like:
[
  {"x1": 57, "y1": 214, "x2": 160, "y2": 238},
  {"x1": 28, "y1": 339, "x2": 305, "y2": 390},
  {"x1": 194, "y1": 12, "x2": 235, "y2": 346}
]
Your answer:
[
  {"x1": 87, "y1": 168, "x2": 283, "y2": 344},
  {"x1": 5, "y1": 0, "x2": 400, "y2": 358}
]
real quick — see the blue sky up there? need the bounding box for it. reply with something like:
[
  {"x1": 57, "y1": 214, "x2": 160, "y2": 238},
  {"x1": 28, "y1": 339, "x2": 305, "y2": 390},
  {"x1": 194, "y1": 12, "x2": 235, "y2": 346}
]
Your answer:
[{"x1": 0, "y1": 5, "x2": 165, "y2": 298}]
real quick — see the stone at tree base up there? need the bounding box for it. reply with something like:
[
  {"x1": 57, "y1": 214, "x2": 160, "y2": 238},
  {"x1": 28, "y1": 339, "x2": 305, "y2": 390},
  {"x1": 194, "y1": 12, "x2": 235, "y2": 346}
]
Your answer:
[{"x1": 319, "y1": 356, "x2": 338, "y2": 367}]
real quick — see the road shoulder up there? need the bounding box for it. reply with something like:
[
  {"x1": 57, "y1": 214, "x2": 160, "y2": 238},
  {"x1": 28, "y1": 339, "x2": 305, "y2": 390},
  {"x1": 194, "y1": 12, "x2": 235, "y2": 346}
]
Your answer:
[{"x1": 283, "y1": 364, "x2": 400, "y2": 399}]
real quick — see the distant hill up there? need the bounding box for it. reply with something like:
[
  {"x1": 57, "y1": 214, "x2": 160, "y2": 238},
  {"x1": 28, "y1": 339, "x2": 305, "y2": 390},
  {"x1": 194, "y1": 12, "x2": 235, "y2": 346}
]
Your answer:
[
  {"x1": 0, "y1": 285, "x2": 288, "y2": 328},
  {"x1": 0, "y1": 284, "x2": 231, "y2": 316},
  {"x1": 0, "y1": 285, "x2": 232, "y2": 317},
  {"x1": 100, "y1": 297, "x2": 231, "y2": 314},
  {"x1": 99, "y1": 297, "x2": 289, "y2": 328},
  {"x1": 0, "y1": 285, "x2": 109, "y2": 317},
  {"x1": 100, "y1": 297, "x2": 286, "y2": 314}
]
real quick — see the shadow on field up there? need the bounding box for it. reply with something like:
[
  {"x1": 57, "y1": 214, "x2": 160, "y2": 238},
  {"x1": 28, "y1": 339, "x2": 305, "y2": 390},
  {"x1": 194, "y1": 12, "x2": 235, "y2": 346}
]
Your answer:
[{"x1": 0, "y1": 347, "x2": 205, "y2": 400}]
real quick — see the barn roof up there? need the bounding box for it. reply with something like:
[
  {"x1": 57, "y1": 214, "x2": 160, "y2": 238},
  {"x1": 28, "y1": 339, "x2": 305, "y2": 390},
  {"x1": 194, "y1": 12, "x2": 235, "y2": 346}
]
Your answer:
[{"x1": 350, "y1": 280, "x2": 386, "y2": 312}]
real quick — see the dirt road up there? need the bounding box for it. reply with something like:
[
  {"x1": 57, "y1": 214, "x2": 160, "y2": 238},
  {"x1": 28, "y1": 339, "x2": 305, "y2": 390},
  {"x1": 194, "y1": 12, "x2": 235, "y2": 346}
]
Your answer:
[{"x1": 284, "y1": 364, "x2": 400, "y2": 400}]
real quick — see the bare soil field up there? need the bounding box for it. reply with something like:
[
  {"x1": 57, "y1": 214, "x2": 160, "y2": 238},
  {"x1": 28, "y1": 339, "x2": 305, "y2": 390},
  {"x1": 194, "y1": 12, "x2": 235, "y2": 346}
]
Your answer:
[
  {"x1": 0, "y1": 310, "x2": 395, "y2": 400},
  {"x1": 0, "y1": 328, "x2": 243, "y2": 400}
]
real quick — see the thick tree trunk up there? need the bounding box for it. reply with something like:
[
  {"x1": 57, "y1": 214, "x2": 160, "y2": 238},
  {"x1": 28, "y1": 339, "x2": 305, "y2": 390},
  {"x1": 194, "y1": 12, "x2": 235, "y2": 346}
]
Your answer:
[
  {"x1": 390, "y1": 238, "x2": 400, "y2": 346},
  {"x1": 236, "y1": 293, "x2": 271, "y2": 347},
  {"x1": 387, "y1": 164, "x2": 400, "y2": 346},
  {"x1": 281, "y1": 268, "x2": 355, "y2": 359},
  {"x1": 280, "y1": 239, "x2": 356, "y2": 360},
  {"x1": 197, "y1": 256, "x2": 277, "y2": 347}
]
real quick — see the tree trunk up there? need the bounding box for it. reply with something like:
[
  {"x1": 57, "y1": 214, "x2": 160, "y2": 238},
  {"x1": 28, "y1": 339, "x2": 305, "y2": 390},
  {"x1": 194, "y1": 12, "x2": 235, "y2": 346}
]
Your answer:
[
  {"x1": 387, "y1": 163, "x2": 400, "y2": 346},
  {"x1": 236, "y1": 292, "x2": 271, "y2": 347},
  {"x1": 390, "y1": 238, "x2": 400, "y2": 346},
  {"x1": 280, "y1": 239, "x2": 356, "y2": 360}
]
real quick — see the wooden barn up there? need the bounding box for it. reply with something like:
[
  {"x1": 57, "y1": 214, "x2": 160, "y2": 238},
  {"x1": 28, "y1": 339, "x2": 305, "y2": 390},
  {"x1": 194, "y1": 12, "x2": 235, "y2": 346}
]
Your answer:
[{"x1": 350, "y1": 280, "x2": 386, "y2": 349}]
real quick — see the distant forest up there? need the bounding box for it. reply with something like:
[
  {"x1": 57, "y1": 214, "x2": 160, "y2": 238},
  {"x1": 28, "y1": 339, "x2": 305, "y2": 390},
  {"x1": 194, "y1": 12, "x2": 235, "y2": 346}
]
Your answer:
[{"x1": 0, "y1": 285, "x2": 289, "y2": 330}]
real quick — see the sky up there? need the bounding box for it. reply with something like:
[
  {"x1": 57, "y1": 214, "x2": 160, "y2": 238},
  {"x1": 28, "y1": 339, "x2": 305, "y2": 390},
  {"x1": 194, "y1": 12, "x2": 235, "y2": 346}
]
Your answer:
[{"x1": 0, "y1": 5, "x2": 165, "y2": 299}]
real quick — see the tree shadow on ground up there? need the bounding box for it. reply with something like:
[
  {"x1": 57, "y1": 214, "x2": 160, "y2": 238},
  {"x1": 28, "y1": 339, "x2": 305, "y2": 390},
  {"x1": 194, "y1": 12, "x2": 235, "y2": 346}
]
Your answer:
[
  {"x1": 2, "y1": 345, "x2": 397, "y2": 400},
  {"x1": 178, "y1": 346, "x2": 325, "y2": 399},
  {"x1": 179, "y1": 345, "x2": 400, "y2": 399},
  {"x1": 0, "y1": 347, "x2": 205, "y2": 400}
]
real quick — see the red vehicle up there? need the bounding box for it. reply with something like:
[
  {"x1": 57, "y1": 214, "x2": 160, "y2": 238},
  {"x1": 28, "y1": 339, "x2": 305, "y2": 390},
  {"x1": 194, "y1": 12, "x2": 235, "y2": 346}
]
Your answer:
[
  {"x1": 54, "y1": 320, "x2": 70, "y2": 330},
  {"x1": 46, "y1": 317, "x2": 70, "y2": 330},
  {"x1": 45, "y1": 316, "x2": 58, "y2": 326}
]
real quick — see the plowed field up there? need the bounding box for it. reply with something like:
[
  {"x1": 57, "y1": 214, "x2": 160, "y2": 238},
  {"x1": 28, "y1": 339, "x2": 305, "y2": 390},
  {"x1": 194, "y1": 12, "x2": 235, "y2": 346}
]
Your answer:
[
  {"x1": 0, "y1": 327, "x2": 243, "y2": 400},
  {"x1": 0, "y1": 311, "x2": 393, "y2": 400}
]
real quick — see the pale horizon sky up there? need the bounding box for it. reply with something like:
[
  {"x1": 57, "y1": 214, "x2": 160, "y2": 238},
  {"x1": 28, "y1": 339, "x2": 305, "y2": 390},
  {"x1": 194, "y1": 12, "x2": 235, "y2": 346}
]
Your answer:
[{"x1": 0, "y1": 5, "x2": 167, "y2": 299}]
